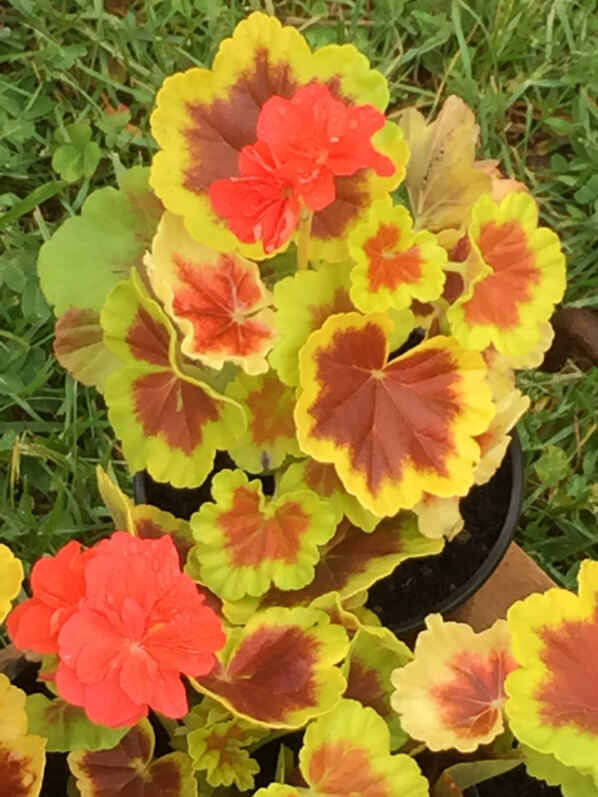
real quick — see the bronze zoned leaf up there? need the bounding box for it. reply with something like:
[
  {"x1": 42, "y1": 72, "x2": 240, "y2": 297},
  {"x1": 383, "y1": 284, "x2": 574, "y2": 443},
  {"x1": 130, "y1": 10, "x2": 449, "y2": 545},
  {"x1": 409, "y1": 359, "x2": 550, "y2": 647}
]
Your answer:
[{"x1": 68, "y1": 719, "x2": 197, "y2": 796}]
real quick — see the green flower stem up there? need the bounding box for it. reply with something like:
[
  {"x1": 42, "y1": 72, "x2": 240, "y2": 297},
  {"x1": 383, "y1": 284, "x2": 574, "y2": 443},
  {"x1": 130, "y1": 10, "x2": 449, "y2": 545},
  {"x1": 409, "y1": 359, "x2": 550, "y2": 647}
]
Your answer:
[
  {"x1": 297, "y1": 206, "x2": 314, "y2": 271},
  {"x1": 431, "y1": 299, "x2": 452, "y2": 335}
]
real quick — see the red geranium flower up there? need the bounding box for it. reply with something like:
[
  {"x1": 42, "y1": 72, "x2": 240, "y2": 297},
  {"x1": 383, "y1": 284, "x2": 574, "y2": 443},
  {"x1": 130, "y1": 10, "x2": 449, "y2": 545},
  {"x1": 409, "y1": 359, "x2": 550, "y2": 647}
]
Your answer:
[
  {"x1": 209, "y1": 83, "x2": 394, "y2": 253},
  {"x1": 54, "y1": 532, "x2": 225, "y2": 728},
  {"x1": 7, "y1": 540, "x2": 91, "y2": 654},
  {"x1": 210, "y1": 140, "x2": 301, "y2": 254},
  {"x1": 257, "y1": 83, "x2": 395, "y2": 183}
]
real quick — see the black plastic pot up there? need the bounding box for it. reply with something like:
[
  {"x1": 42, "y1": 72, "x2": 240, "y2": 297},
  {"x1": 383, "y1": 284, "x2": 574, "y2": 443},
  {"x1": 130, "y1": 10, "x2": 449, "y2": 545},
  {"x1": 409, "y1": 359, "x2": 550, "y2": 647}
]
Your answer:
[
  {"x1": 367, "y1": 432, "x2": 524, "y2": 634},
  {"x1": 133, "y1": 434, "x2": 524, "y2": 636},
  {"x1": 431, "y1": 432, "x2": 524, "y2": 618}
]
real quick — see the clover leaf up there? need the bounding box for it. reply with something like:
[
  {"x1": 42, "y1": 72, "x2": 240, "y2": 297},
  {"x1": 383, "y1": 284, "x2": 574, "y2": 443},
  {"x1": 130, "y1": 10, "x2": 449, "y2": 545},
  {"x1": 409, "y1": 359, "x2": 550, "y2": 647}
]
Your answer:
[{"x1": 52, "y1": 122, "x2": 101, "y2": 183}]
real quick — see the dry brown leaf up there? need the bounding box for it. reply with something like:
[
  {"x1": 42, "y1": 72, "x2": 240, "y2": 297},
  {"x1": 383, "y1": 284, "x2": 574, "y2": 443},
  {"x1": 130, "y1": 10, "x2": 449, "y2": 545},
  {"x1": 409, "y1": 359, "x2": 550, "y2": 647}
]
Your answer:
[{"x1": 400, "y1": 96, "x2": 491, "y2": 234}]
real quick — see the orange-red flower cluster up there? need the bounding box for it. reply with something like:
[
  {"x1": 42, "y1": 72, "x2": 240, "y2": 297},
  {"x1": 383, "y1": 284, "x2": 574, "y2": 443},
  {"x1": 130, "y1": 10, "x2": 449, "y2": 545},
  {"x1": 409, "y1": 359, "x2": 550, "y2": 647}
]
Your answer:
[
  {"x1": 8, "y1": 532, "x2": 225, "y2": 728},
  {"x1": 7, "y1": 540, "x2": 91, "y2": 654},
  {"x1": 209, "y1": 84, "x2": 393, "y2": 253}
]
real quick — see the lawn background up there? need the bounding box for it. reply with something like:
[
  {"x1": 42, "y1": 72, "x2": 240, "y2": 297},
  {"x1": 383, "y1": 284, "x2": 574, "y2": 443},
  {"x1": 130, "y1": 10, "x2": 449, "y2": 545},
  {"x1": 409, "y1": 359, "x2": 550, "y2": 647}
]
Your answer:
[{"x1": 1, "y1": 0, "x2": 597, "y2": 586}]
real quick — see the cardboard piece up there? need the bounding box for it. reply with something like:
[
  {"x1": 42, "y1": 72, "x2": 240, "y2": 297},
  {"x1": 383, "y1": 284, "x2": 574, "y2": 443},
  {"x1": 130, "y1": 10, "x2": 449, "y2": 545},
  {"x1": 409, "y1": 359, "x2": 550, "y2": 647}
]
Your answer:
[{"x1": 449, "y1": 542, "x2": 556, "y2": 631}]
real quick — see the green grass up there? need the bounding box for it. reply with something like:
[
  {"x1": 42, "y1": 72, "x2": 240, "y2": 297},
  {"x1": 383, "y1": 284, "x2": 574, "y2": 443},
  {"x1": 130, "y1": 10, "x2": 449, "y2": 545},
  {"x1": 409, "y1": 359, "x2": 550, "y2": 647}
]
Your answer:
[
  {"x1": 1, "y1": 0, "x2": 597, "y2": 580},
  {"x1": 518, "y1": 366, "x2": 598, "y2": 587}
]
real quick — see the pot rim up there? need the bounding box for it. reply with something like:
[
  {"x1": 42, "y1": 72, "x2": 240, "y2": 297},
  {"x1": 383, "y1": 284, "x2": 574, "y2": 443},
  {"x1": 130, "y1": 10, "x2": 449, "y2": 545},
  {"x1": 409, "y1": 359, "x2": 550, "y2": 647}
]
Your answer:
[{"x1": 391, "y1": 430, "x2": 524, "y2": 634}]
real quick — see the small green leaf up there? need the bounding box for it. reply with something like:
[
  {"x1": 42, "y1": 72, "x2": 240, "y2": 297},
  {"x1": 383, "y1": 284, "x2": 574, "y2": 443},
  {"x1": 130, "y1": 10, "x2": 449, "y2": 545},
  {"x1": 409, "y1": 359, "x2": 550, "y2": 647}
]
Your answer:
[
  {"x1": 59, "y1": 121, "x2": 92, "y2": 149},
  {"x1": 187, "y1": 718, "x2": 263, "y2": 791},
  {"x1": 21, "y1": 280, "x2": 51, "y2": 322},
  {"x1": 574, "y1": 175, "x2": 598, "y2": 204},
  {"x1": 439, "y1": 758, "x2": 523, "y2": 791},
  {"x1": 26, "y1": 694, "x2": 129, "y2": 753},
  {"x1": 545, "y1": 116, "x2": 573, "y2": 135},
  {"x1": 565, "y1": 474, "x2": 589, "y2": 501},
  {"x1": 52, "y1": 123, "x2": 101, "y2": 182},
  {"x1": 311, "y1": 1, "x2": 329, "y2": 15},
  {"x1": 574, "y1": 186, "x2": 596, "y2": 204},
  {"x1": 38, "y1": 165, "x2": 162, "y2": 315},
  {"x1": 52, "y1": 144, "x2": 83, "y2": 183},
  {"x1": 82, "y1": 141, "x2": 101, "y2": 178},
  {"x1": 97, "y1": 108, "x2": 131, "y2": 136},
  {"x1": 534, "y1": 445, "x2": 570, "y2": 486},
  {"x1": 550, "y1": 153, "x2": 569, "y2": 172},
  {"x1": 274, "y1": 744, "x2": 295, "y2": 784}
]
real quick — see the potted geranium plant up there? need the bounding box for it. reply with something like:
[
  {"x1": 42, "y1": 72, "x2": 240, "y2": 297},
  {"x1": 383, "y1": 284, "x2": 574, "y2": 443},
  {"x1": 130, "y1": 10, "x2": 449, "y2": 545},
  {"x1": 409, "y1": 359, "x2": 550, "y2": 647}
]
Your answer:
[
  {"x1": 0, "y1": 10, "x2": 576, "y2": 795},
  {"x1": 37, "y1": 10, "x2": 565, "y2": 632}
]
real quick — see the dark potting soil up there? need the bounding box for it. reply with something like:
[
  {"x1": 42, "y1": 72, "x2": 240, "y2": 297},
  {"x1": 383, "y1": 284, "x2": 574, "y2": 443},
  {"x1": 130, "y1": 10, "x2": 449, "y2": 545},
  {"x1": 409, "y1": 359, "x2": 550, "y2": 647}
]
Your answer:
[
  {"x1": 466, "y1": 764, "x2": 562, "y2": 796},
  {"x1": 251, "y1": 731, "x2": 305, "y2": 791},
  {"x1": 136, "y1": 456, "x2": 277, "y2": 522},
  {"x1": 135, "y1": 450, "x2": 237, "y2": 519},
  {"x1": 367, "y1": 442, "x2": 514, "y2": 633}
]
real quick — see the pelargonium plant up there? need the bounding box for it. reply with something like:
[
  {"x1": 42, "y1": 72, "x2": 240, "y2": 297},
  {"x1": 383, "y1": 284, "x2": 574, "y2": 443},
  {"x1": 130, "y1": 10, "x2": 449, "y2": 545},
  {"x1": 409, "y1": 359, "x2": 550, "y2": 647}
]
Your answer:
[
  {"x1": 0, "y1": 10, "x2": 576, "y2": 796},
  {"x1": 39, "y1": 14, "x2": 565, "y2": 534}
]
